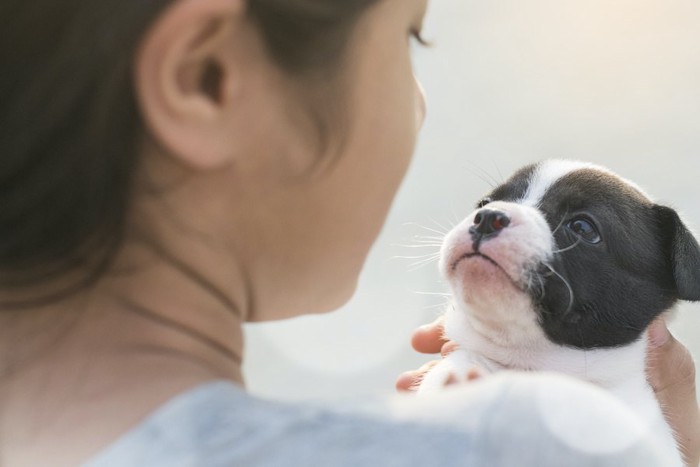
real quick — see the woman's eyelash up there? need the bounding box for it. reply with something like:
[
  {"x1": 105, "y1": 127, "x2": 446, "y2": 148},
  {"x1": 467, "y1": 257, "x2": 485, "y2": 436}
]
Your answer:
[{"x1": 410, "y1": 28, "x2": 431, "y2": 47}]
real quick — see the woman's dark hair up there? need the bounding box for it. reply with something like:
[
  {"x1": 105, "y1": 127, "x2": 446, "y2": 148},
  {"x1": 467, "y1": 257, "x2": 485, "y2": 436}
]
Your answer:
[{"x1": 0, "y1": 0, "x2": 379, "y2": 306}]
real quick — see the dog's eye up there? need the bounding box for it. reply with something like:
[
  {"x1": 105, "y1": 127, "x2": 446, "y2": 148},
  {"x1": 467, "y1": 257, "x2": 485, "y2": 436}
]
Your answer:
[
  {"x1": 567, "y1": 218, "x2": 602, "y2": 244},
  {"x1": 477, "y1": 197, "x2": 493, "y2": 208}
]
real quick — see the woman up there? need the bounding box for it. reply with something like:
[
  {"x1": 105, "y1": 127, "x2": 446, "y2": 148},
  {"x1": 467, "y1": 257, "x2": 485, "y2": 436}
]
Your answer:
[{"x1": 0, "y1": 0, "x2": 697, "y2": 465}]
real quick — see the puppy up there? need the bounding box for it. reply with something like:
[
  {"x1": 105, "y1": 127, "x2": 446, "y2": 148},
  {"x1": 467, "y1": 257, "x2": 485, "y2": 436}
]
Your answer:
[{"x1": 418, "y1": 160, "x2": 700, "y2": 465}]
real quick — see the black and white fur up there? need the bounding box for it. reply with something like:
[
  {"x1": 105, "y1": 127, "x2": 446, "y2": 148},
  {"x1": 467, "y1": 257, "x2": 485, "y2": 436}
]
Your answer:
[{"x1": 419, "y1": 160, "x2": 700, "y2": 465}]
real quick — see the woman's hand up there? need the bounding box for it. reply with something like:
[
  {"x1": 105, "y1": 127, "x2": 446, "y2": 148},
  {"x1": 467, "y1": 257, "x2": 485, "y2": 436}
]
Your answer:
[
  {"x1": 395, "y1": 317, "x2": 461, "y2": 392},
  {"x1": 647, "y1": 318, "x2": 700, "y2": 467}
]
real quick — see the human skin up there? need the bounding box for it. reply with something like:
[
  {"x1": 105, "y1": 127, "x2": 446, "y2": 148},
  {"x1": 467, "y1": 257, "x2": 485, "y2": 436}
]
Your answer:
[
  {"x1": 396, "y1": 317, "x2": 700, "y2": 467},
  {"x1": 0, "y1": 0, "x2": 428, "y2": 465}
]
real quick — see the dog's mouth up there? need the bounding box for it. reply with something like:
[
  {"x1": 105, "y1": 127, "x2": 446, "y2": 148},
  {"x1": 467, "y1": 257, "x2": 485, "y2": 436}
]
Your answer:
[
  {"x1": 451, "y1": 252, "x2": 501, "y2": 272},
  {"x1": 451, "y1": 252, "x2": 524, "y2": 291}
]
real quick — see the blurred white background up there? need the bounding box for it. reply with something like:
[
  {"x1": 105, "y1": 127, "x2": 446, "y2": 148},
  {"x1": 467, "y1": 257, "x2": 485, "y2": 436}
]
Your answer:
[{"x1": 244, "y1": 0, "x2": 700, "y2": 401}]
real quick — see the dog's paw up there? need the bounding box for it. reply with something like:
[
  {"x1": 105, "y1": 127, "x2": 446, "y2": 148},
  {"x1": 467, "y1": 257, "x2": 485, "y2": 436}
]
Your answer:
[{"x1": 417, "y1": 355, "x2": 486, "y2": 394}]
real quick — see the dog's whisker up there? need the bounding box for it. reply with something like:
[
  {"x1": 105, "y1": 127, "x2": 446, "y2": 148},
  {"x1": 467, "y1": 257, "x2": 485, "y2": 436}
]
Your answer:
[
  {"x1": 491, "y1": 160, "x2": 505, "y2": 184},
  {"x1": 421, "y1": 302, "x2": 453, "y2": 313},
  {"x1": 428, "y1": 217, "x2": 451, "y2": 234},
  {"x1": 407, "y1": 256, "x2": 441, "y2": 272},
  {"x1": 537, "y1": 275, "x2": 546, "y2": 301},
  {"x1": 551, "y1": 207, "x2": 570, "y2": 236},
  {"x1": 620, "y1": 323, "x2": 645, "y2": 332},
  {"x1": 407, "y1": 245, "x2": 442, "y2": 250},
  {"x1": 543, "y1": 262, "x2": 574, "y2": 317},
  {"x1": 407, "y1": 239, "x2": 444, "y2": 245},
  {"x1": 521, "y1": 262, "x2": 546, "y2": 298},
  {"x1": 407, "y1": 252, "x2": 441, "y2": 260},
  {"x1": 411, "y1": 290, "x2": 451, "y2": 297},
  {"x1": 527, "y1": 270, "x2": 546, "y2": 301},
  {"x1": 393, "y1": 253, "x2": 441, "y2": 260},
  {"x1": 393, "y1": 243, "x2": 442, "y2": 249},
  {"x1": 462, "y1": 161, "x2": 500, "y2": 188},
  {"x1": 450, "y1": 208, "x2": 462, "y2": 228},
  {"x1": 403, "y1": 222, "x2": 448, "y2": 237},
  {"x1": 552, "y1": 236, "x2": 582, "y2": 254},
  {"x1": 407, "y1": 254, "x2": 441, "y2": 264},
  {"x1": 413, "y1": 236, "x2": 445, "y2": 243}
]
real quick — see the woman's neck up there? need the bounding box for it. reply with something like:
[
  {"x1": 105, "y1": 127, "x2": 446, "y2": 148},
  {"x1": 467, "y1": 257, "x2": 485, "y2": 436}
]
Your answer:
[{"x1": 0, "y1": 238, "x2": 249, "y2": 466}]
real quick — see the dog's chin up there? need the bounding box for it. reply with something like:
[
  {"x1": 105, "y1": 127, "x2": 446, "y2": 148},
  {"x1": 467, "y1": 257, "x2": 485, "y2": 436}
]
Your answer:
[{"x1": 449, "y1": 254, "x2": 527, "y2": 307}]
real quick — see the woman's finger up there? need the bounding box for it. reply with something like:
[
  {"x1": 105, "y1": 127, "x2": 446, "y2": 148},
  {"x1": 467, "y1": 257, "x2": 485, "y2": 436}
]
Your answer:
[
  {"x1": 646, "y1": 318, "x2": 700, "y2": 467},
  {"x1": 441, "y1": 340, "x2": 459, "y2": 357},
  {"x1": 395, "y1": 370, "x2": 420, "y2": 392},
  {"x1": 395, "y1": 360, "x2": 439, "y2": 392},
  {"x1": 411, "y1": 316, "x2": 448, "y2": 354},
  {"x1": 399, "y1": 318, "x2": 459, "y2": 392}
]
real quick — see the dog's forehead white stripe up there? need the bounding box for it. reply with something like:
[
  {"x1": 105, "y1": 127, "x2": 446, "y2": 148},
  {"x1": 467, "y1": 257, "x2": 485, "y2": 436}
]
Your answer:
[
  {"x1": 520, "y1": 160, "x2": 595, "y2": 206},
  {"x1": 519, "y1": 160, "x2": 652, "y2": 206}
]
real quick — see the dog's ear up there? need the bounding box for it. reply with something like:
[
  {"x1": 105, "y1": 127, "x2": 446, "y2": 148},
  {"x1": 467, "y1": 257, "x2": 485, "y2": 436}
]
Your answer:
[{"x1": 655, "y1": 205, "x2": 700, "y2": 301}]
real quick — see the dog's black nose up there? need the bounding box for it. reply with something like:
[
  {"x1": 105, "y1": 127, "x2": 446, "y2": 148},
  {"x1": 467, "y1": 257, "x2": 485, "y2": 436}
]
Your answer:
[{"x1": 470, "y1": 209, "x2": 511, "y2": 238}]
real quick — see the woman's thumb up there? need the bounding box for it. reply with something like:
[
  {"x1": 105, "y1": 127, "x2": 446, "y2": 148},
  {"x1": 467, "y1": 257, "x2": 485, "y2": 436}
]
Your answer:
[{"x1": 648, "y1": 318, "x2": 673, "y2": 349}]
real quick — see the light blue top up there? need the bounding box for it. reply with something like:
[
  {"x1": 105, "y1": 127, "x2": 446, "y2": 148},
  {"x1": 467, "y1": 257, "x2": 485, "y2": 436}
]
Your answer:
[{"x1": 84, "y1": 373, "x2": 671, "y2": 466}]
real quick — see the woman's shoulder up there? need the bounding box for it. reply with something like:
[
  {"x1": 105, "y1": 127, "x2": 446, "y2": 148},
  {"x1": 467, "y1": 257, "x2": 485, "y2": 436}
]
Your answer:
[
  {"x1": 84, "y1": 373, "x2": 672, "y2": 467},
  {"x1": 84, "y1": 380, "x2": 478, "y2": 467}
]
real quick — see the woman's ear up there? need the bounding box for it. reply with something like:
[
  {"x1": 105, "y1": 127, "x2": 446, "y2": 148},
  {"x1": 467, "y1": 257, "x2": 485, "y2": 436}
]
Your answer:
[{"x1": 134, "y1": 0, "x2": 247, "y2": 170}]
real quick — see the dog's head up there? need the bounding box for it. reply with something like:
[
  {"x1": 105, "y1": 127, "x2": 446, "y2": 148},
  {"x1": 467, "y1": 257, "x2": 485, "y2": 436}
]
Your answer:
[{"x1": 441, "y1": 160, "x2": 700, "y2": 349}]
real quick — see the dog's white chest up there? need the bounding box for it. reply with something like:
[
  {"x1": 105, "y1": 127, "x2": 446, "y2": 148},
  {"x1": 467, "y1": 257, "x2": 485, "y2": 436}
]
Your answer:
[{"x1": 419, "y1": 306, "x2": 683, "y2": 466}]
